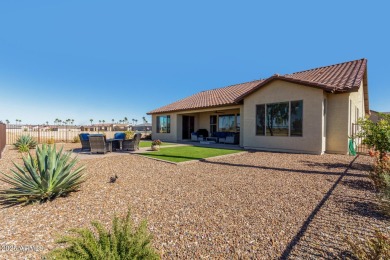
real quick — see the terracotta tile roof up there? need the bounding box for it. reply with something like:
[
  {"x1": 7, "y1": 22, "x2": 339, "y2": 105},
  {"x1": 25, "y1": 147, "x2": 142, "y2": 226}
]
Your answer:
[
  {"x1": 148, "y1": 59, "x2": 367, "y2": 114},
  {"x1": 148, "y1": 79, "x2": 265, "y2": 114},
  {"x1": 283, "y1": 58, "x2": 367, "y2": 91}
]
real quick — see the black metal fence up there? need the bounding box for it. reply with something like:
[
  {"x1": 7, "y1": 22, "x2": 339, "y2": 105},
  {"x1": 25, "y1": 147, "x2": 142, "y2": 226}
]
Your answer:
[
  {"x1": 351, "y1": 123, "x2": 369, "y2": 155},
  {"x1": 5, "y1": 125, "x2": 152, "y2": 145},
  {"x1": 0, "y1": 123, "x2": 5, "y2": 159},
  {"x1": 6, "y1": 125, "x2": 85, "y2": 145}
]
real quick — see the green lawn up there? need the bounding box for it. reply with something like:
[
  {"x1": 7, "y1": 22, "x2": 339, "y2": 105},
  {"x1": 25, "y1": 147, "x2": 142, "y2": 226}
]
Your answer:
[
  {"x1": 139, "y1": 140, "x2": 177, "y2": 148},
  {"x1": 138, "y1": 146, "x2": 242, "y2": 163}
]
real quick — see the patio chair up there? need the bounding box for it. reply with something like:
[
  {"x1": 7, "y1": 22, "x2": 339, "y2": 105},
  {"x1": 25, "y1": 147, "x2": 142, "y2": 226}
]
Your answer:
[
  {"x1": 79, "y1": 133, "x2": 90, "y2": 151},
  {"x1": 122, "y1": 133, "x2": 142, "y2": 151},
  {"x1": 89, "y1": 134, "x2": 112, "y2": 154}
]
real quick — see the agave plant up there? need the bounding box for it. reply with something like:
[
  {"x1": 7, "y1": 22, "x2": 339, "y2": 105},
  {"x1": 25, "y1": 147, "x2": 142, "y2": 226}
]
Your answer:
[
  {"x1": 47, "y1": 208, "x2": 160, "y2": 259},
  {"x1": 14, "y1": 135, "x2": 37, "y2": 150},
  {"x1": 0, "y1": 144, "x2": 86, "y2": 204},
  {"x1": 18, "y1": 143, "x2": 30, "y2": 153}
]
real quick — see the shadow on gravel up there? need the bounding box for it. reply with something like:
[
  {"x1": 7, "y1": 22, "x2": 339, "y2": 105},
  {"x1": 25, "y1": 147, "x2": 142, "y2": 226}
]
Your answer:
[
  {"x1": 341, "y1": 179, "x2": 375, "y2": 192},
  {"x1": 345, "y1": 200, "x2": 388, "y2": 221},
  {"x1": 350, "y1": 162, "x2": 373, "y2": 171},
  {"x1": 70, "y1": 148, "x2": 90, "y2": 154},
  {"x1": 300, "y1": 161, "x2": 349, "y2": 169},
  {"x1": 279, "y1": 156, "x2": 359, "y2": 260},
  {"x1": 201, "y1": 160, "x2": 364, "y2": 178}
]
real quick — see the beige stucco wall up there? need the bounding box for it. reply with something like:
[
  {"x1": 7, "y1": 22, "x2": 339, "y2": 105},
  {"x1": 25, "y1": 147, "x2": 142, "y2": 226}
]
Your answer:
[
  {"x1": 151, "y1": 113, "x2": 178, "y2": 141},
  {"x1": 242, "y1": 80, "x2": 325, "y2": 154},
  {"x1": 349, "y1": 81, "x2": 365, "y2": 131},
  {"x1": 326, "y1": 82, "x2": 365, "y2": 154}
]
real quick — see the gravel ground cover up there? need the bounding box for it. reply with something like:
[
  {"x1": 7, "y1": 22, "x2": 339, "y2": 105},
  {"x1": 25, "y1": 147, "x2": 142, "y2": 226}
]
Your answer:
[
  {"x1": 288, "y1": 155, "x2": 389, "y2": 259},
  {"x1": 0, "y1": 144, "x2": 387, "y2": 259}
]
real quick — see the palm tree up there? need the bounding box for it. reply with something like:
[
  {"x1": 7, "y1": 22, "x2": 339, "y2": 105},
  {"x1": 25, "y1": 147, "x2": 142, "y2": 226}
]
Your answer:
[
  {"x1": 71, "y1": 119, "x2": 74, "y2": 125},
  {"x1": 132, "y1": 119, "x2": 135, "y2": 125},
  {"x1": 46, "y1": 121, "x2": 49, "y2": 125},
  {"x1": 142, "y1": 116, "x2": 148, "y2": 124},
  {"x1": 112, "y1": 119, "x2": 115, "y2": 124},
  {"x1": 124, "y1": 117, "x2": 128, "y2": 124},
  {"x1": 102, "y1": 120, "x2": 105, "y2": 124},
  {"x1": 5, "y1": 119, "x2": 9, "y2": 125},
  {"x1": 135, "y1": 119, "x2": 138, "y2": 125}
]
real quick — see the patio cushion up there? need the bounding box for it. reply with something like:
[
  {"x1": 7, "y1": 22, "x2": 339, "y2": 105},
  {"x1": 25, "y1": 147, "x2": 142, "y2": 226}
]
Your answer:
[
  {"x1": 79, "y1": 133, "x2": 90, "y2": 141},
  {"x1": 212, "y1": 132, "x2": 228, "y2": 138},
  {"x1": 114, "y1": 132, "x2": 126, "y2": 140}
]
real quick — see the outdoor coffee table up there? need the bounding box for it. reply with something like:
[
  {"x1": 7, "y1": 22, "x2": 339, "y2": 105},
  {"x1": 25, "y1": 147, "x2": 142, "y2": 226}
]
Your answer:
[{"x1": 106, "y1": 138, "x2": 123, "y2": 151}]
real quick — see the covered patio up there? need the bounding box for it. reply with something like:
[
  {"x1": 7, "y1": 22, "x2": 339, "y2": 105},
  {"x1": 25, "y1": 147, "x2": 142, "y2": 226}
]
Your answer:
[{"x1": 153, "y1": 106, "x2": 242, "y2": 147}]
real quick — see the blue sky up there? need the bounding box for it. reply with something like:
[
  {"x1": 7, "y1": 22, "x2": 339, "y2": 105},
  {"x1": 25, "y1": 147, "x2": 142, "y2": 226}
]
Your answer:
[{"x1": 0, "y1": 1, "x2": 389, "y2": 125}]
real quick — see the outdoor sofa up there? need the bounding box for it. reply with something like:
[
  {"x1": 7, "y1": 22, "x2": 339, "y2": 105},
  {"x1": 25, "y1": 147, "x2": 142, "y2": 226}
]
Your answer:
[{"x1": 211, "y1": 132, "x2": 239, "y2": 144}]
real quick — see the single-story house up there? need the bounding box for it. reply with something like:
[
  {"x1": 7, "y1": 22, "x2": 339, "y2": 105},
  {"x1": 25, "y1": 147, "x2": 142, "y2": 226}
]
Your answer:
[
  {"x1": 80, "y1": 124, "x2": 131, "y2": 132},
  {"x1": 148, "y1": 59, "x2": 369, "y2": 154}
]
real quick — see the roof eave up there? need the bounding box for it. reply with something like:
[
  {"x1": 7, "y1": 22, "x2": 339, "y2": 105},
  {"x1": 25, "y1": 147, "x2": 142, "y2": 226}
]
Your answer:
[
  {"x1": 363, "y1": 67, "x2": 370, "y2": 114},
  {"x1": 147, "y1": 103, "x2": 241, "y2": 115},
  {"x1": 235, "y1": 76, "x2": 335, "y2": 102}
]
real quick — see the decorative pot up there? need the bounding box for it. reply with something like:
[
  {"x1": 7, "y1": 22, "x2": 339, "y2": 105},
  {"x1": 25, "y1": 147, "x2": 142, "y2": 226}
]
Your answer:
[{"x1": 151, "y1": 145, "x2": 160, "y2": 151}]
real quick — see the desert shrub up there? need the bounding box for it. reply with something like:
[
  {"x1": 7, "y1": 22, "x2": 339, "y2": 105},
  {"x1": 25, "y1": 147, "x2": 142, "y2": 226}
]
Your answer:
[
  {"x1": 347, "y1": 116, "x2": 390, "y2": 258},
  {"x1": 151, "y1": 139, "x2": 162, "y2": 146},
  {"x1": 124, "y1": 130, "x2": 135, "y2": 140},
  {"x1": 46, "y1": 137, "x2": 55, "y2": 144},
  {"x1": 14, "y1": 135, "x2": 37, "y2": 150},
  {"x1": 73, "y1": 136, "x2": 80, "y2": 143},
  {"x1": 358, "y1": 114, "x2": 390, "y2": 158},
  {"x1": 368, "y1": 151, "x2": 390, "y2": 190},
  {"x1": 347, "y1": 230, "x2": 390, "y2": 259},
  {"x1": 47, "y1": 208, "x2": 160, "y2": 259},
  {"x1": 18, "y1": 143, "x2": 30, "y2": 153},
  {"x1": 368, "y1": 151, "x2": 390, "y2": 215},
  {"x1": 0, "y1": 144, "x2": 86, "y2": 204},
  {"x1": 357, "y1": 115, "x2": 390, "y2": 214}
]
